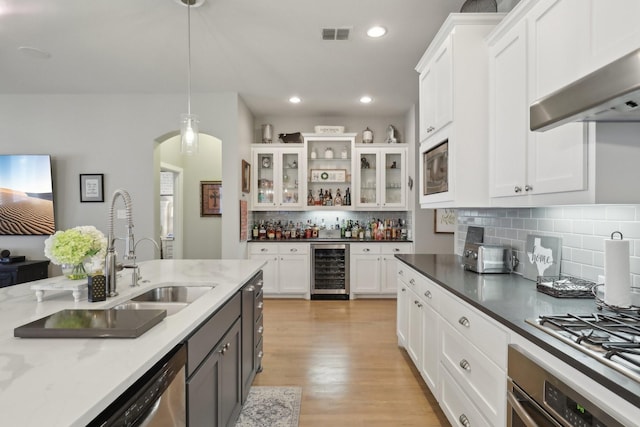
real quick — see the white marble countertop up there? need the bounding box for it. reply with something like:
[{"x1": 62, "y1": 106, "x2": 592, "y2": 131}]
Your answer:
[{"x1": 0, "y1": 259, "x2": 265, "y2": 427}]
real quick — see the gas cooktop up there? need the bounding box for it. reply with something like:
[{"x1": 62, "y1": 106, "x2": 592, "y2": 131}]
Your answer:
[{"x1": 527, "y1": 310, "x2": 640, "y2": 384}]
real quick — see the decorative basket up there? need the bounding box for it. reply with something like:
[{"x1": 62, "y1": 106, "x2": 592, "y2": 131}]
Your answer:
[{"x1": 536, "y1": 275, "x2": 595, "y2": 298}]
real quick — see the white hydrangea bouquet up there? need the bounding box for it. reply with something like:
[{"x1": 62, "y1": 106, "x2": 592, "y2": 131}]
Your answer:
[{"x1": 44, "y1": 225, "x2": 107, "y2": 279}]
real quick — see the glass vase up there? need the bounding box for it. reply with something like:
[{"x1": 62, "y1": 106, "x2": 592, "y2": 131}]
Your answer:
[{"x1": 62, "y1": 263, "x2": 88, "y2": 280}]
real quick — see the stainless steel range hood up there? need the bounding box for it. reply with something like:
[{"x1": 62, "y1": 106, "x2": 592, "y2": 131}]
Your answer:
[{"x1": 530, "y1": 48, "x2": 640, "y2": 132}]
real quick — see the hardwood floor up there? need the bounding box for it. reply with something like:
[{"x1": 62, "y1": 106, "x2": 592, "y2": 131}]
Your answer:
[{"x1": 252, "y1": 299, "x2": 450, "y2": 426}]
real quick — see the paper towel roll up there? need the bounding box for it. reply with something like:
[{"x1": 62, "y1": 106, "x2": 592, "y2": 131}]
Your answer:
[{"x1": 604, "y1": 233, "x2": 631, "y2": 307}]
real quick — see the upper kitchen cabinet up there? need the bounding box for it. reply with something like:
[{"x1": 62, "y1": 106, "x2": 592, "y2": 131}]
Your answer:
[
  {"x1": 417, "y1": 13, "x2": 505, "y2": 208},
  {"x1": 303, "y1": 133, "x2": 356, "y2": 209},
  {"x1": 355, "y1": 146, "x2": 407, "y2": 210},
  {"x1": 488, "y1": 0, "x2": 640, "y2": 205},
  {"x1": 251, "y1": 145, "x2": 305, "y2": 210}
]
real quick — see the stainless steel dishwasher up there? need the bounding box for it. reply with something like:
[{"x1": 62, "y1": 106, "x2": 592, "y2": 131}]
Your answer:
[
  {"x1": 89, "y1": 343, "x2": 187, "y2": 426},
  {"x1": 311, "y1": 243, "x2": 349, "y2": 300}
]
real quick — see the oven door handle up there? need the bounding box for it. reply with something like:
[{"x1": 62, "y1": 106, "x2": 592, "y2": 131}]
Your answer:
[{"x1": 507, "y1": 379, "x2": 563, "y2": 427}]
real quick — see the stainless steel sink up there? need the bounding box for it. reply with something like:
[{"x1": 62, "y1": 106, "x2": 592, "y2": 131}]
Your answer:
[
  {"x1": 112, "y1": 284, "x2": 215, "y2": 316},
  {"x1": 131, "y1": 285, "x2": 215, "y2": 303},
  {"x1": 113, "y1": 301, "x2": 188, "y2": 316}
]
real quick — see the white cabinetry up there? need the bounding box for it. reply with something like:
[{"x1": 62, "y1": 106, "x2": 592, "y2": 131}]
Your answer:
[
  {"x1": 418, "y1": 36, "x2": 452, "y2": 142},
  {"x1": 396, "y1": 264, "x2": 441, "y2": 395},
  {"x1": 248, "y1": 243, "x2": 309, "y2": 298},
  {"x1": 396, "y1": 262, "x2": 509, "y2": 427},
  {"x1": 351, "y1": 242, "x2": 413, "y2": 297},
  {"x1": 416, "y1": 14, "x2": 504, "y2": 208},
  {"x1": 355, "y1": 146, "x2": 407, "y2": 210},
  {"x1": 488, "y1": 0, "x2": 640, "y2": 205},
  {"x1": 251, "y1": 146, "x2": 305, "y2": 210}
]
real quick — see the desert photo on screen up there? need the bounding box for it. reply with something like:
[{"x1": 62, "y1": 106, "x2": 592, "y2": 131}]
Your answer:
[{"x1": 0, "y1": 155, "x2": 55, "y2": 235}]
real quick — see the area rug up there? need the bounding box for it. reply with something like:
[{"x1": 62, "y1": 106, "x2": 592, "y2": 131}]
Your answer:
[{"x1": 235, "y1": 386, "x2": 302, "y2": 427}]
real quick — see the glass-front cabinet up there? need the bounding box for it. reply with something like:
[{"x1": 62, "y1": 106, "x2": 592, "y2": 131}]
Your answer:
[
  {"x1": 355, "y1": 146, "x2": 407, "y2": 209},
  {"x1": 303, "y1": 133, "x2": 357, "y2": 209},
  {"x1": 251, "y1": 146, "x2": 305, "y2": 210}
]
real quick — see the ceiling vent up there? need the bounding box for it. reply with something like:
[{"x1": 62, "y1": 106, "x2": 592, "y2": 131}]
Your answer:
[{"x1": 322, "y1": 27, "x2": 351, "y2": 41}]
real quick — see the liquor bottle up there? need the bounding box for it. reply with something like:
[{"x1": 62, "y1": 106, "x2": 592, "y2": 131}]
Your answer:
[
  {"x1": 318, "y1": 188, "x2": 324, "y2": 206},
  {"x1": 259, "y1": 221, "x2": 267, "y2": 240},
  {"x1": 345, "y1": 220, "x2": 352, "y2": 238},
  {"x1": 307, "y1": 190, "x2": 314, "y2": 206},
  {"x1": 252, "y1": 223, "x2": 259, "y2": 240},
  {"x1": 344, "y1": 187, "x2": 351, "y2": 206},
  {"x1": 325, "y1": 189, "x2": 333, "y2": 206},
  {"x1": 334, "y1": 188, "x2": 343, "y2": 206}
]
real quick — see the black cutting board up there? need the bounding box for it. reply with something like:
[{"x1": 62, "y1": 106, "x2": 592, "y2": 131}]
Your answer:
[{"x1": 14, "y1": 308, "x2": 166, "y2": 338}]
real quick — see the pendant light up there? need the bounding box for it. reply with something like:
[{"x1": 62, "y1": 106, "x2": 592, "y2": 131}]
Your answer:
[{"x1": 180, "y1": 0, "x2": 199, "y2": 155}]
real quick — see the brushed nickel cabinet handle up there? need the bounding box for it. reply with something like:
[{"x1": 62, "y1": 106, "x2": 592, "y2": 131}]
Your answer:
[
  {"x1": 459, "y1": 359, "x2": 471, "y2": 371},
  {"x1": 409, "y1": 278, "x2": 416, "y2": 285},
  {"x1": 258, "y1": 326, "x2": 264, "y2": 334},
  {"x1": 525, "y1": 185, "x2": 533, "y2": 192},
  {"x1": 424, "y1": 290, "x2": 432, "y2": 299},
  {"x1": 459, "y1": 414, "x2": 470, "y2": 427},
  {"x1": 290, "y1": 248, "x2": 298, "y2": 252},
  {"x1": 458, "y1": 316, "x2": 470, "y2": 327},
  {"x1": 514, "y1": 186, "x2": 522, "y2": 193},
  {"x1": 257, "y1": 302, "x2": 264, "y2": 309}
]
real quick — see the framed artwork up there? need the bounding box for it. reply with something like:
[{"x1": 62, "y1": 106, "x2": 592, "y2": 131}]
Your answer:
[
  {"x1": 242, "y1": 160, "x2": 251, "y2": 193},
  {"x1": 79, "y1": 174, "x2": 104, "y2": 202},
  {"x1": 201, "y1": 181, "x2": 222, "y2": 216},
  {"x1": 523, "y1": 234, "x2": 562, "y2": 281},
  {"x1": 434, "y1": 208, "x2": 456, "y2": 233}
]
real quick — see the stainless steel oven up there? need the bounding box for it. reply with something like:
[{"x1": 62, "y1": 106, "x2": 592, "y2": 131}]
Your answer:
[
  {"x1": 311, "y1": 243, "x2": 349, "y2": 300},
  {"x1": 507, "y1": 345, "x2": 623, "y2": 427}
]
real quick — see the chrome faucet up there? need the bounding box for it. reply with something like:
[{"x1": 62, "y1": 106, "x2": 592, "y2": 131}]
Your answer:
[
  {"x1": 124, "y1": 237, "x2": 160, "y2": 287},
  {"x1": 104, "y1": 189, "x2": 135, "y2": 297}
]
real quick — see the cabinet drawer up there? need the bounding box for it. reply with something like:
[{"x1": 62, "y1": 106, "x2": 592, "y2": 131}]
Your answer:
[
  {"x1": 440, "y1": 365, "x2": 493, "y2": 427},
  {"x1": 381, "y1": 243, "x2": 413, "y2": 254},
  {"x1": 351, "y1": 244, "x2": 381, "y2": 255},
  {"x1": 249, "y1": 244, "x2": 278, "y2": 255},
  {"x1": 421, "y1": 277, "x2": 440, "y2": 311},
  {"x1": 441, "y1": 320, "x2": 505, "y2": 426},
  {"x1": 187, "y1": 292, "x2": 241, "y2": 377},
  {"x1": 439, "y1": 291, "x2": 508, "y2": 367},
  {"x1": 278, "y1": 243, "x2": 309, "y2": 255}
]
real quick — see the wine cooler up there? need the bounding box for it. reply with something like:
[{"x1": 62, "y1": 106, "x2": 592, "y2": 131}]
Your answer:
[{"x1": 310, "y1": 244, "x2": 350, "y2": 300}]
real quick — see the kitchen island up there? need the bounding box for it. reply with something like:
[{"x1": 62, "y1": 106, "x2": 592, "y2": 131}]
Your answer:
[
  {"x1": 396, "y1": 254, "x2": 640, "y2": 426},
  {"x1": 0, "y1": 259, "x2": 265, "y2": 427}
]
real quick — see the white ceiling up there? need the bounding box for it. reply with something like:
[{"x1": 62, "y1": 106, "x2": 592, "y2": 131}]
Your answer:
[{"x1": 0, "y1": 0, "x2": 476, "y2": 117}]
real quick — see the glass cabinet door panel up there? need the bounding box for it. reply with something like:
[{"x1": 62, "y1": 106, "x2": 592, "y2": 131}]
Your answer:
[
  {"x1": 281, "y1": 152, "x2": 300, "y2": 206},
  {"x1": 358, "y1": 151, "x2": 378, "y2": 206},
  {"x1": 256, "y1": 152, "x2": 274, "y2": 205},
  {"x1": 383, "y1": 150, "x2": 405, "y2": 206}
]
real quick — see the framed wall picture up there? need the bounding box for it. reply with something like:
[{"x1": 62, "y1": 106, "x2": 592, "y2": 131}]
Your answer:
[
  {"x1": 434, "y1": 208, "x2": 456, "y2": 233},
  {"x1": 201, "y1": 181, "x2": 222, "y2": 216},
  {"x1": 79, "y1": 174, "x2": 104, "y2": 202},
  {"x1": 242, "y1": 160, "x2": 251, "y2": 193}
]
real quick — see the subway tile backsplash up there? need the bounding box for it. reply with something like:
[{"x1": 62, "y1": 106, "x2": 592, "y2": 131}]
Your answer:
[{"x1": 456, "y1": 207, "x2": 640, "y2": 286}]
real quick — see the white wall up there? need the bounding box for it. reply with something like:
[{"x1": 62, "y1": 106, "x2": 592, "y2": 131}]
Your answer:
[{"x1": 0, "y1": 92, "x2": 250, "y2": 273}]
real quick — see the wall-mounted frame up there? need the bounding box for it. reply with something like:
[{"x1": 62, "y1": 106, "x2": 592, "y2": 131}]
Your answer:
[
  {"x1": 79, "y1": 174, "x2": 104, "y2": 203},
  {"x1": 242, "y1": 160, "x2": 251, "y2": 193},
  {"x1": 201, "y1": 181, "x2": 222, "y2": 216},
  {"x1": 434, "y1": 208, "x2": 456, "y2": 233}
]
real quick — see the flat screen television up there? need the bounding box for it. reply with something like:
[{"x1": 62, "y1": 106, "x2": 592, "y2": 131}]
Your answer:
[{"x1": 0, "y1": 154, "x2": 56, "y2": 235}]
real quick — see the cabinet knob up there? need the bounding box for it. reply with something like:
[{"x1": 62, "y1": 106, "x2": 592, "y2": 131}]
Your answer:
[
  {"x1": 363, "y1": 248, "x2": 370, "y2": 252},
  {"x1": 244, "y1": 285, "x2": 255, "y2": 292},
  {"x1": 525, "y1": 185, "x2": 533, "y2": 192},
  {"x1": 401, "y1": 288, "x2": 407, "y2": 292},
  {"x1": 257, "y1": 302, "x2": 264, "y2": 310},
  {"x1": 261, "y1": 248, "x2": 268, "y2": 252},
  {"x1": 399, "y1": 270, "x2": 404, "y2": 275},
  {"x1": 459, "y1": 414, "x2": 471, "y2": 427},
  {"x1": 514, "y1": 186, "x2": 522, "y2": 193},
  {"x1": 393, "y1": 248, "x2": 400, "y2": 252},
  {"x1": 458, "y1": 316, "x2": 470, "y2": 327},
  {"x1": 290, "y1": 248, "x2": 298, "y2": 252},
  {"x1": 258, "y1": 350, "x2": 264, "y2": 359},
  {"x1": 258, "y1": 326, "x2": 264, "y2": 335},
  {"x1": 459, "y1": 359, "x2": 471, "y2": 371},
  {"x1": 257, "y1": 280, "x2": 264, "y2": 289}
]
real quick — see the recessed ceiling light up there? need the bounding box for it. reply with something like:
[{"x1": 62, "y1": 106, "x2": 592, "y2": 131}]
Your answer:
[
  {"x1": 360, "y1": 96, "x2": 373, "y2": 104},
  {"x1": 289, "y1": 96, "x2": 301, "y2": 104},
  {"x1": 17, "y1": 46, "x2": 51, "y2": 59},
  {"x1": 367, "y1": 26, "x2": 387, "y2": 38}
]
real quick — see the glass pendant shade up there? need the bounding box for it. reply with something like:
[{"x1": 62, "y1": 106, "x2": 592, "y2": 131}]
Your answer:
[{"x1": 180, "y1": 113, "x2": 199, "y2": 155}]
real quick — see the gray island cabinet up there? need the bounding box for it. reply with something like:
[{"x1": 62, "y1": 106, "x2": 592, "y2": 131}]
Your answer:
[{"x1": 0, "y1": 259, "x2": 266, "y2": 427}]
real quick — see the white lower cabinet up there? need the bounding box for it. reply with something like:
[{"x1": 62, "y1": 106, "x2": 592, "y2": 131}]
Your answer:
[
  {"x1": 397, "y1": 263, "x2": 509, "y2": 427},
  {"x1": 352, "y1": 242, "x2": 413, "y2": 297},
  {"x1": 248, "y1": 243, "x2": 309, "y2": 298}
]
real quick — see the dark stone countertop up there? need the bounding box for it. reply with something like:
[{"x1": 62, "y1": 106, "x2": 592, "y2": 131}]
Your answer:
[{"x1": 396, "y1": 253, "x2": 640, "y2": 408}]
